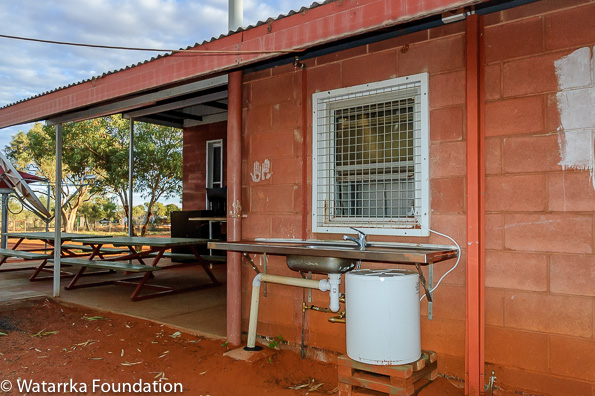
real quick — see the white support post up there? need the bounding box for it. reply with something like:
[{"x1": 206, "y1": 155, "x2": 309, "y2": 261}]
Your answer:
[
  {"x1": 53, "y1": 124, "x2": 63, "y2": 297},
  {"x1": 128, "y1": 119, "x2": 134, "y2": 237},
  {"x1": 0, "y1": 192, "x2": 9, "y2": 249}
]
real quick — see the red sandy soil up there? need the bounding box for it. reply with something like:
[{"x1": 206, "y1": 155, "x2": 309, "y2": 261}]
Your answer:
[{"x1": 0, "y1": 300, "x2": 463, "y2": 396}]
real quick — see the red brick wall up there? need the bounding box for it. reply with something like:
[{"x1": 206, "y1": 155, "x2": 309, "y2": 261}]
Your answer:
[
  {"x1": 182, "y1": 1, "x2": 595, "y2": 393},
  {"x1": 182, "y1": 121, "x2": 227, "y2": 210}
]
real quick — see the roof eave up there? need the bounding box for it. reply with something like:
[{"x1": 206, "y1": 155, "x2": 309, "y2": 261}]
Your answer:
[{"x1": 0, "y1": 0, "x2": 488, "y2": 129}]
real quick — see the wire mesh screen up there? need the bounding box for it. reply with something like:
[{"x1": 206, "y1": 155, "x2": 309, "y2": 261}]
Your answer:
[{"x1": 314, "y1": 80, "x2": 424, "y2": 230}]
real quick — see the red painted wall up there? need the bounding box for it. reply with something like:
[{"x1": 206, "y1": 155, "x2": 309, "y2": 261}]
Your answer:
[
  {"x1": 182, "y1": 121, "x2": 227, "y2": 210},
  {"x1": 482, "y1": 2, "x2": 594, "y2": 394},
  {"x1": 239, "y1": 12, "x2": 472, "y2": 378},
  {"x1": 183, "y1": 1, "x2": 594, "y2": 394}
]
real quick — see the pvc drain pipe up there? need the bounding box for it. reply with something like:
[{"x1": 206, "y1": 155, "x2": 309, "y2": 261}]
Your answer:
[{"x1": 245, "y1": 272, "x2": 341, "y2": 351}]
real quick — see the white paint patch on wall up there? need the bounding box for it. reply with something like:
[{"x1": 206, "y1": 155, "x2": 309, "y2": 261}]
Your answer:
[{"x1": 554, "y1": 46, "x2": 595, "y2": 189}]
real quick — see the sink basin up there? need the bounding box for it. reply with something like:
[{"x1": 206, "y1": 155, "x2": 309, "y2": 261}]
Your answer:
[
  {"x1": 286, "y1": 255, "x2": 356, "y2": 274},
  {"x1": 303, "y1": 243, "x2": 357, "y2": 250},
  {"x1": 207, "y1": 240, "x2": 459, "y2": 266}
]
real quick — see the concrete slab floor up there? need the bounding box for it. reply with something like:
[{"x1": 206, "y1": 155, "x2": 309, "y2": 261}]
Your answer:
[{"x1": 0, "y1": 259, "x2": 227, "y2": 339}]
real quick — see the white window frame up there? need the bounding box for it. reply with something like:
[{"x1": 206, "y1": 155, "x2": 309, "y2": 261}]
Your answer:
[
  {"x1": 206, "y1": 139, "x2": 223, "y2": 208},
  {"x1": 311, "y1": 73, "x2": 430, "y2": 237}
]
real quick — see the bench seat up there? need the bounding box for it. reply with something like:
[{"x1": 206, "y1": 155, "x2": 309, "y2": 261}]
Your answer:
[
  {"x1": 97, "y1": 247, "x2": 129, "y2": 254},
  {"x1": 61, "y1": 245, "x2": 128, "y2": 254},
  {"x1": 54, "y1": 258, "x2": 162, "y2": 273},
  {"x1": 0, "y1": 248, "x2": 52, "y2": 260},
  {"x1": 61, "y1": 244, "x2": 94, "y2": 252}
]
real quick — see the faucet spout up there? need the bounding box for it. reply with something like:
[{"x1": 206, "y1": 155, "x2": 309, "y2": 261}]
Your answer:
[
  {"x1": 343, "y1": 235, "x2": 359, "y2": 246},
  {"x1": 343, "y1": 227, "x2": 367, "y2": 250}
]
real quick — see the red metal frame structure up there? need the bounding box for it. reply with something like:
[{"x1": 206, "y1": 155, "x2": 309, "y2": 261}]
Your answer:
[{"x1": 465, "y1": 13, "x2": 486, "y2": 395}]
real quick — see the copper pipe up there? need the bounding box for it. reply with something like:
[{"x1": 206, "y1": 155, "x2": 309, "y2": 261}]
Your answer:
[
  {"x1": 328, "y1": 311, "x2": 346, "y2": 324},
  {"x1": 302, "y1": 302, "x2": 330, "y2": 313}
]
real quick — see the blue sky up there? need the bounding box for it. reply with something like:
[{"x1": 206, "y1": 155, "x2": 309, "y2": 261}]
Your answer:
[{"x1": 0, "y1": 0, "x2": 312, "y2": 204}]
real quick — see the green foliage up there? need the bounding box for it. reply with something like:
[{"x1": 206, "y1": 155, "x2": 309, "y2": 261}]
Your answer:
[
  {"x1": 5, "y1": 122, "x2": 99, "y2": 231},
  {"x1": 78, "y1": 201, "x2": 103, "y2": 225},
  {"x1": 268, "y1": 335, "x2": 285, "y2": 349},
  {"x1": 5, "y1": 116, "x2": 182, "y2": 234},
  {"x1": 79, "y1": 197, "x2": 120, "y2": 230},
  {"x1": 132, "y1": 204, "x2": 146, "y2": 219},
  {"x1": 165, "y1": 203, "x2": 180, "y2": 220}
]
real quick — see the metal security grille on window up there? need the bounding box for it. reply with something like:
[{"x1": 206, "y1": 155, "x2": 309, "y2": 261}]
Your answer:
[{"x1": 314, "y1": 82, "x2": 423, "y2": 229}]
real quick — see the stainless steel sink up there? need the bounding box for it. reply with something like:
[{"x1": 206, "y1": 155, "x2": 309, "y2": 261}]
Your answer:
[
  {"x1": 302, "y1": 243, "x2": 356, "y2": 249},
  {"x1": 286, "y1": 254, "x2": 356, "y2": 274},
  {"x1": 208, "y1": 240, "x2": 459, "y2": 266}
]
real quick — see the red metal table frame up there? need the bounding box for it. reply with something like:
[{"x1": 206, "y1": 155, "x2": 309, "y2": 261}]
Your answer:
[{"x1": 65, "y1": 236, "x2": 220, "y2": 301}]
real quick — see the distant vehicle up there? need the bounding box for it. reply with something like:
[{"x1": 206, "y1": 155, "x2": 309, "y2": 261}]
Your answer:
[{"x1": 99, "y1": 218, "x2": 118, "y2": 225}]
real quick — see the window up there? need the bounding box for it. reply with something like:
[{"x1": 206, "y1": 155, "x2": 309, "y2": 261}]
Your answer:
[
  {"x1": 206, "y1": 139, "x2": 223, "y2": 208},
  {"x1": 312, "y1": 74, "x2": 429, "y2": 236}
]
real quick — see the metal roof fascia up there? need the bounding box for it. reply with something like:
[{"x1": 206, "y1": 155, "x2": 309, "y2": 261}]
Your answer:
[
  {"x1": 45, "y1": 75, "x2": 228, "y2": 126},
  {"x1": 0, "y1": 0, "x2": 487, "y2": 129}
]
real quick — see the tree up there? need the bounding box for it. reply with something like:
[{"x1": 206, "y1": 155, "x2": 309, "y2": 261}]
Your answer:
[
  {"x1": 80, "y1": 116, "x2": 131, "y2": 222},
  {"x1": 148, "y1": 202, "x2": 167, "y2": 225},
  {"x1": 133, "y1": 123, "x2": 182, "y2": 235},
  {"x1": 6, "y1": 116, "x2": 183, "y2": 236},
  {"x1": 164, "y1": 203, "x2": 180, "y2": 223},
  {"x1": 79, "y1": 200, "x2": 104, "y2": 231},
  {"x1": 83, "y1": 116, "x2": 182, "y2": 236},
  {"x1": 6, "y1": 123, "x2": 101, "y2": 232},
  {"x1": 101, "y1": 199, "x2": 119, "y2": 233},
  {"x1": 131, "y1": 204, "x2": 146, "y2": 232}
]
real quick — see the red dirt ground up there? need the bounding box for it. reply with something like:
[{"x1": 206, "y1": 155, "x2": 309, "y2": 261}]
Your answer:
[{"x1": 0, "y1": 299, "x2": 463, "y2": 396}]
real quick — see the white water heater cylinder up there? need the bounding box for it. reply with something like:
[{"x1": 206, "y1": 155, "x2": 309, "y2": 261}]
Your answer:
[{"x1": 345, "y1": 269, "x2": 421, "y2": 365}]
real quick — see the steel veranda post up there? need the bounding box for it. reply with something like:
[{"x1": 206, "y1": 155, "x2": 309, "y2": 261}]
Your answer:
[
  {"x1": 299, "y1": 60, "x2": 308, "y2": 241},
  {"x1": 227, "y1": 70, "x2": 243, "y2": 345},
  {"x1": 465, "y1": 13, "x2": 485, "y2": 396},
  {"x1": 128, "y1": 120, "x2": 134, "y2": 237},
  {"x1": 53, "y1": 124, "x2": 63, "y2": 297}
]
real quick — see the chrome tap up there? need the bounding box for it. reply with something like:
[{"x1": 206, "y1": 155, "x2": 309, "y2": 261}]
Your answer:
[{"x1": 343, "y1": 227, "x2": 367, "y2": 250}]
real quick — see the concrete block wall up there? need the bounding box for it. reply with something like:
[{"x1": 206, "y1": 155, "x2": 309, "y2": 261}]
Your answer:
[
  {"x1": 182, "y1": 121, "x2": 227, "y2": 210},
  {"x1": 181, "y1": 0, "x2": 594, "y2": 393},
  {"x1": 240, "y1": 14, "x2": 471, "y2": 376},
  {"x1": 482, "y1": 1, "x2": 594, "y2": 394}
]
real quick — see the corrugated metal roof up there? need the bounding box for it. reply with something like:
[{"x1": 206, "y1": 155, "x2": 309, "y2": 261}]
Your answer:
[{"x1": 0, "y1": 0, "x2": 335, "y2": 111}]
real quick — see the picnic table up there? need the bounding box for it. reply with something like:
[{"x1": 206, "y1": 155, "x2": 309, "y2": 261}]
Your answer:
[
  {"x1": 0, "y1": 232, "x2": 115, "y2": 281},
  {"x1": 61, "y1": 236, "x2": 222, "y2": 301}
]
